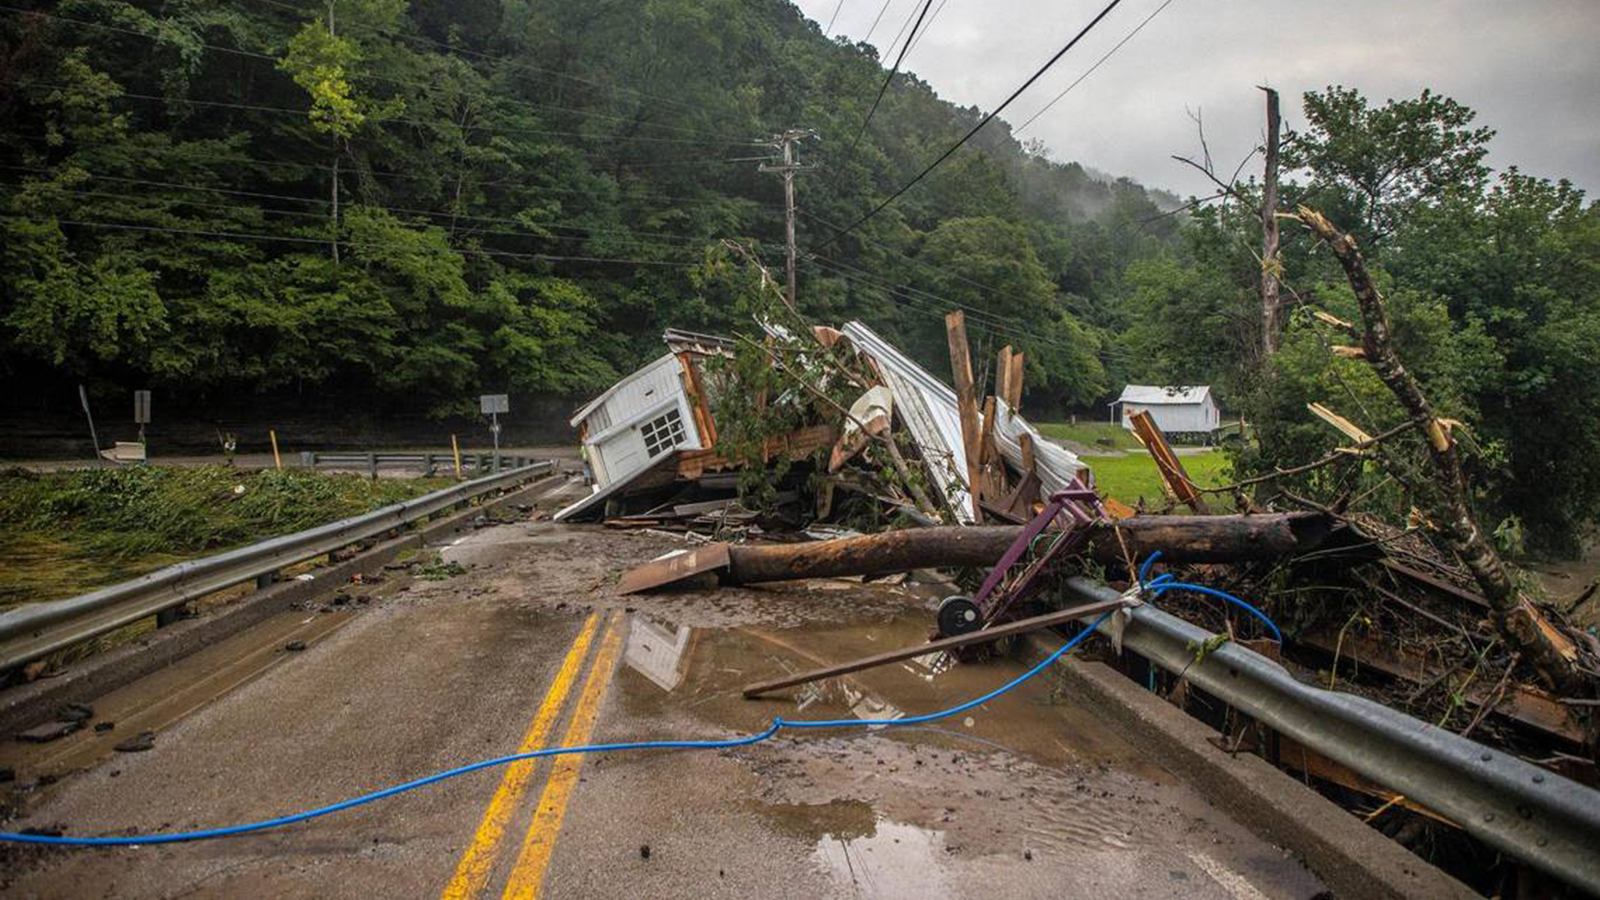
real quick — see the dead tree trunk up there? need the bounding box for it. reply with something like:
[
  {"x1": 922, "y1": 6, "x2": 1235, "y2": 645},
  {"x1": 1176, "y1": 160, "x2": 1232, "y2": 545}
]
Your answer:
[
  {"x1": 721, "y1": 513, "x2": 1335, "y2": 585},
  {"x1": 1259, "y1": 86, "x2": 1282, "y2": 357},
  {"x1": 1295, "y1": 206, "x2": 1589, "y2": 696}
]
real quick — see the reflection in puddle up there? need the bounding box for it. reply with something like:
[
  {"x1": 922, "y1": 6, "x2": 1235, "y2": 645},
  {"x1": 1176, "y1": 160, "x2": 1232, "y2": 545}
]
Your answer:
[
  {"x1": 624, "y1": 616, "x2": 694, "y2": 691},
  {"x1": 813, "y1": 817, "x2": 950, "y2": 897}
]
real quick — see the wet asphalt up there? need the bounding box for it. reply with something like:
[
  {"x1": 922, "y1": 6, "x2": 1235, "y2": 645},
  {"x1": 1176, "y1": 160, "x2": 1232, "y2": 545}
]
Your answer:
[{"x1": 1, "y1": 483, "x2": 1327, "y2": 898}]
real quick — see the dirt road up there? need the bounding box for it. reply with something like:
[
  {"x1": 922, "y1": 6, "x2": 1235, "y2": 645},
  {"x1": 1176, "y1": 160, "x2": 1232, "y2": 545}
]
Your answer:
[{"x1": 1, "y1": 482, "x2": 1326, "y2": 898}]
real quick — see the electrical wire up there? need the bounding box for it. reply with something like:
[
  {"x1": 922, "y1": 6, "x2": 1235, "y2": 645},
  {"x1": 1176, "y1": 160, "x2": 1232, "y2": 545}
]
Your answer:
[
  {"x1": 1011, "y1": 0, "x2": 1180, "y2": 137},
  {"x1": 0, "y1": 614, "x2": 1111, "y2": 846},
  {"x1": 847, "y1": 0, "x2": 936, "y2": 154},
  {"x1": 820, "y1": 0, "x2": 1127, "y2": 247},
  {"x1": 824, "y1": 0, "x2": 847, "y2": 35},
  {"x1": 861, "y1": 0, "x2": 896, "y2": 44},
  {"x1": 0, "y1": 215, "x2": 704, "y2": 267}
]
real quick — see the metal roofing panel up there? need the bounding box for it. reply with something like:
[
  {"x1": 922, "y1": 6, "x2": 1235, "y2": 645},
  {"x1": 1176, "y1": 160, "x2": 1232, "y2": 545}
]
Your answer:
[{"x1": 841, "y1": 321, "x2": 975, "y2": 523}]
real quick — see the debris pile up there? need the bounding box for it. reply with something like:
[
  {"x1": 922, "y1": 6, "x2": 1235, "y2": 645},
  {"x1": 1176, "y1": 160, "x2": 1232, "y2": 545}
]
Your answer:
[{"x1": 555, "y1": 315, "x2": 1086, "y2": 535}]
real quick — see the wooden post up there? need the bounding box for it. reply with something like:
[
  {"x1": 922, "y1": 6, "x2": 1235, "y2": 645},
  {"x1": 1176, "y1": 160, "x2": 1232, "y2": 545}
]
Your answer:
[
  {"x1": 451, "y1": 434, "x2": 462, "y2": 478},
  {"x1": 944, "y1": 311, "x2": 983, "y2": 519},
  {"x1": 269, "y1": 429, "x2": 282, "y2": 471},
  {"x1": 1006, "y1": 352, "x2": 1025, "y2": 410},
  {"x1": 996, "y1": 345, "x2": 1013, "y2": 407},
  {"x1": 1260, "y1": 85, "x2": 1282, "y2": 357}
]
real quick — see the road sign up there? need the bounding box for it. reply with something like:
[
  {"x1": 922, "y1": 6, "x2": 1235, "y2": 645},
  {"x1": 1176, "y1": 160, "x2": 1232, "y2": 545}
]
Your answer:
[
  {"x1": 480, "y1": 394, "x2": 509, "y2": 415},
  {"x1": 134, "y1": 390, "x2": 151, "y2": 424}
]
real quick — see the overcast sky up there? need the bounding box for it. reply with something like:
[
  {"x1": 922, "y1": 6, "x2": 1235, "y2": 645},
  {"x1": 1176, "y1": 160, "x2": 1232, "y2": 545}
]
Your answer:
[{"x1": 792, "y1": 0, "x2": 1600, "y2": 199}]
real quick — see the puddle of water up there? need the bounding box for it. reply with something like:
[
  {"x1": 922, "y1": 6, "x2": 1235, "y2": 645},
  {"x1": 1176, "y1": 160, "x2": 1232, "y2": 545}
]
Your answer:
[{"x1": 812, "y1": 817, "x2": 951, "y2": 898}]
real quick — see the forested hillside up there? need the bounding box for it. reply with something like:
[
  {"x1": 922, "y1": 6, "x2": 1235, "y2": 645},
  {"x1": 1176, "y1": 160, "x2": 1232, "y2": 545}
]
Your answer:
[{"x1": 0, "y1": 0, "x2": 1176, "y2": 419}]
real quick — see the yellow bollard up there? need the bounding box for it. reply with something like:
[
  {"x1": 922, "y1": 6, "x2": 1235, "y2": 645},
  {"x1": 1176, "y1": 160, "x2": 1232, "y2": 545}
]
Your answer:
[
  {"x1": 451, "y1": 434, "x2": 462, "y2": 478},
  {"x1": 269, "y1": 429, "x2": 282, "y2": 470}
]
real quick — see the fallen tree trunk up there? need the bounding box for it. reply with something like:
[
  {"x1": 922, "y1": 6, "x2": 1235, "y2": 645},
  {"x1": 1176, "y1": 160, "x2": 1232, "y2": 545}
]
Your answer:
[{"x1": 722, "y1": 512, "x2": 1335, "y2": 585}]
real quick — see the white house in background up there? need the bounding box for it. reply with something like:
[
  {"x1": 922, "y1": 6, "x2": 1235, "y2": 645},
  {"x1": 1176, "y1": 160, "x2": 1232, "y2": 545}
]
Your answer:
[{"x1": 1113, "y1": 385, "x2": 1221, "y2": 435}]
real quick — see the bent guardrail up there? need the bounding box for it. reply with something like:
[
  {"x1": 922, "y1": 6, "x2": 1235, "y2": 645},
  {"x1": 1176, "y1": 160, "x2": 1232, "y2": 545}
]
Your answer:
[
  {"x1": 0, "y1": 460, "x2": 555, "y2": 672},
  {"x1": 1059, "y1": 576, "x2": 1600, "y2": 893}
]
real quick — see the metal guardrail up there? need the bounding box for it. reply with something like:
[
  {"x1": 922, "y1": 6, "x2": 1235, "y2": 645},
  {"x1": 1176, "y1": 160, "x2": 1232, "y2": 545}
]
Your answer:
[
  {"x1": 0, "y1": 461, "x2": 555, "y2": 672},
  {"x1": 1059, "y1": 576, "x2": 1600, "y2": 892},
  {"x1": 299, "y1": 451, "x2": 535, "y2": 476}
]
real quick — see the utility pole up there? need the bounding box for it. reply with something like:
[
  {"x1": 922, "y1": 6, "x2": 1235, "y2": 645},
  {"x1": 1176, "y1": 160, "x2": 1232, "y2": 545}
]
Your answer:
[
  {"x1": 1259, "y1": 85, "x2": 1282, "y2": 357},
  {"x1": 760, "y1": 129, "x2": 815, "y2": 314},
  {"x1": 328, "y1": 0, "x2": 340, "y2": 264}
]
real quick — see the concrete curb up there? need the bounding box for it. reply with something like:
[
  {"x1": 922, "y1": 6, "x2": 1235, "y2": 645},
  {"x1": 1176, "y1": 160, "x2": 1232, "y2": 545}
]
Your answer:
[
  {"x1": 1023, "y1": 634, "x2": 1478, "y2": 900},
  {"x1": 0, "y1": 474, "x2": 571, "y2": 736}
]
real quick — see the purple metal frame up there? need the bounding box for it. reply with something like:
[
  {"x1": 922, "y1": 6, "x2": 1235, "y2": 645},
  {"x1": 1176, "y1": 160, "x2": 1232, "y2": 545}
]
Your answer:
[{"x1": 969, "y1": 472, "x2": 1108, "y2": 625}]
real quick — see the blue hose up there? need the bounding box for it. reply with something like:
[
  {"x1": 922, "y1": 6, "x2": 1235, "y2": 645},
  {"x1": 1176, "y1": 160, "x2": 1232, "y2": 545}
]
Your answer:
[
  {"x1": 1137, "y1": 552, "x2": 1283, "y2": 643},
  {"x1": 0, "y1": 613, "x2": 1113, "y2": 847}
]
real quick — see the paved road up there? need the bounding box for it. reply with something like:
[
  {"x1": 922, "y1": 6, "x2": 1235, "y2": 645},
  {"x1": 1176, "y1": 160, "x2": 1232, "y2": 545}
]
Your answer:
[{"x1": 1, "y1": 485, "x2": 1326, "y2": 898}]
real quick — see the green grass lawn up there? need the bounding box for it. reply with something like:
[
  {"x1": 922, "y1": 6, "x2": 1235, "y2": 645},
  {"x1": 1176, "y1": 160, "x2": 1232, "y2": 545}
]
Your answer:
[
  {"x1": 0, "y1": 466, "x2": 449, "y2": 608},
  {"x1": 1034, "y1": 420, "x2": 1147, "y2": 451},
  {"x1": 1084, "y1": 450, "x2": 1231, "y2": 506}
]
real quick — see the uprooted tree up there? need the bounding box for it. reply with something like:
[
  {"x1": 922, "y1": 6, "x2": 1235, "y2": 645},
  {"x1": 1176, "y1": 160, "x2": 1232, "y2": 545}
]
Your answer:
[{"x1": 1292, "y1": 206, "x2": 1596, "y2": 698}]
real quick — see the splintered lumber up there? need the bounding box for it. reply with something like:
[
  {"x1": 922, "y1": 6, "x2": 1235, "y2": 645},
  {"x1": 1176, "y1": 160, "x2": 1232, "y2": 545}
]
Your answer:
[
  {"x1": 711, "y1": 512, "x2": 1334, "y2": 587},
  {"x1": 945, "y1": 311, "x2": 984, "y2": 520},
  {"x1": 742, "y1": 597, "x2": 1132, "y2": 698},
  {"x1": 1127, "y1": 410, "x2": 1209, "y2": 514}
]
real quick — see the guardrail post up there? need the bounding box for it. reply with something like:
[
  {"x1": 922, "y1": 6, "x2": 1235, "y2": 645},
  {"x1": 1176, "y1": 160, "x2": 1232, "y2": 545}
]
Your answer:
[
  {"x1": 424, "y1": 454, "x2": 438, "y2": 477},
  {"x1": 301, "y1": 451, "x2": 315, "y2": 468},
  {"x1": 256, "y1": 571, "x2": 281, "y2": 591},
  {"x1": 367, "y1": 452, "x2": 378, "y2": 480},
  {"x1": 155, "y1": 606, "x2": 183, "y2": 628}
]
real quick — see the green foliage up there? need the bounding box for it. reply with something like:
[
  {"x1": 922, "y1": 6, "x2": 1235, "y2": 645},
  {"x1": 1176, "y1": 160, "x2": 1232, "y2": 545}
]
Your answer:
[
  {"x1": 1, "y1": 0, "x2": 1179, "y2": 418},
  {"x1": 0, "y1": 465, "x2": 445, "y2": 605}
]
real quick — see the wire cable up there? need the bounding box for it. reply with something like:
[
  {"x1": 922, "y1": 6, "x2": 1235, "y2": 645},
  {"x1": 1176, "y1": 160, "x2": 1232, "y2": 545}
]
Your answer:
[
  {"x1": 1011, "y1": 0, "x2": 1179, "y2": 137},
  {"x1": 820, "y1": 0, "x2": 1127, "y2": 247},
  {"x1": 847, "y1": 0, "x2": 936, "y2": 154},
  {"x1": 0, "y1": 614, "x2": 1110, "y2": 845}
]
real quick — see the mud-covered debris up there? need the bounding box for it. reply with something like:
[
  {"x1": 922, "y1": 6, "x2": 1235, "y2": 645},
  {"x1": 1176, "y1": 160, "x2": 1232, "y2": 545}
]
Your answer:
[
  {"x1": 285, "y1": 640, "x2": 308, "y2": 652},
  {"x1": 640, "y1": 844, "x2": 651, "y2": 860},
  {"x1": 15, "y1": 720, "x2": 81, "y2": 744},
  {"x1": 93, "y1": 722, "x2": 115, "y2": 733},
  {"x1": 113, "y1": 731, "x2": 155, "y2": 753},
  {"x1": 55, "y1": 703, "x2": 94, "y2": 723}
]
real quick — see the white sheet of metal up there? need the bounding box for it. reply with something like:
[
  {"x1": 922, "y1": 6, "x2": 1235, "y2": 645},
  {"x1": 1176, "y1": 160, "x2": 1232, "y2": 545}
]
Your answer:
[
  {"x1": 994, "y1": 398, "x2": 1085, "y2": 498},
  {"x1": 841, "y1": 321, "x2": 975, "y2": 523}
]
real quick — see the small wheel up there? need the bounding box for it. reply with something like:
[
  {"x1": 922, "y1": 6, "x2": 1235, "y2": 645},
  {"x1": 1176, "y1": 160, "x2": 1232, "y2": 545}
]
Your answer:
[{"x1": 936, "y1": 595, "x2": 982, "y2": 638}]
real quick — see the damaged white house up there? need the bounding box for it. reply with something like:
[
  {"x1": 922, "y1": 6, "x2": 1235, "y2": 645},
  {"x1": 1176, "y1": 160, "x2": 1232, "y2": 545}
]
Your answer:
[{"x1": 555, "y1": 321, "x2": 1083, "y2": 525}]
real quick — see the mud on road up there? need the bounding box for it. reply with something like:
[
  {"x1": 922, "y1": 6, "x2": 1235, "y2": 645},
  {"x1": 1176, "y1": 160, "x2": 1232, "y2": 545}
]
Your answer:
[{"x1": 1, "y1": 480, "x2": 1328, "y2": 898}]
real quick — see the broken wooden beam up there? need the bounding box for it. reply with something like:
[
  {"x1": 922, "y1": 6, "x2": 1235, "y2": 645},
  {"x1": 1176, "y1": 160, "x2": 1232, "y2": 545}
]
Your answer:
[
  {"x1": 743, "y1": 596, "x2": 1131, "y2": 698},
  {"x1": 945, "y1": 311, "x2": 984, "y2": 521},
  {"x1": 1128, "y1": 409, "x2": 1210, "y2": 514}
]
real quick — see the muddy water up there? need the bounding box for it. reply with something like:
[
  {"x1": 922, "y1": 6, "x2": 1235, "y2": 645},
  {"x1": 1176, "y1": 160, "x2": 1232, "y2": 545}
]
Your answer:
[{"x1": 606, "y1": 589, "x2": 1322, "y2": 897}]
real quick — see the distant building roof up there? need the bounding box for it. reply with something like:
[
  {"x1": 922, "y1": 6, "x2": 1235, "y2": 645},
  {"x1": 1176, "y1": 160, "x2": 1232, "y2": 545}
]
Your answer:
[{"x1": 1116, "y1": 384, "x2": 1212, "y2": 405}]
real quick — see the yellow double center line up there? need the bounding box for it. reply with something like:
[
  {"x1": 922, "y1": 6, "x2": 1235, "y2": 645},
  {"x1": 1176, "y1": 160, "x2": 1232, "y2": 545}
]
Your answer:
[{"x1": 441, "y1": 610, "x2": 627, "y2": 900}]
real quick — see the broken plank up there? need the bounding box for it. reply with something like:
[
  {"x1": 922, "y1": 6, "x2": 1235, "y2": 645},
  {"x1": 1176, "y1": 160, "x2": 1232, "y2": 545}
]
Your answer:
[
  {"x1": 616, "y1": 545, "x2": 733, "y2": 595},
  {"x1": 742, "y1": 597, "x2": 1131, "y2": 697},
  {"x1": 945, "y1": 311, "x2": 984, "y2": 521},
  {"x1": 1127, "y1": 410, "x2": 1210, "y2": 514}
]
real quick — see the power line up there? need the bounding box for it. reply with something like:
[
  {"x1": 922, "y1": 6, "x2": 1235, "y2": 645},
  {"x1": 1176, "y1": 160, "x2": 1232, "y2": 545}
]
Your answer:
[
  {"x1": 847, "y1": 0, "x2": 935, "y2": 154},
  {"x1": 861, "y1": 0, "x2": 896, "y2": 44},
  {"x1": 820, "y1": 0, "x2": 1127, "y2": 247},
  {"x1": 824, "y1": 0, "x2": 847, "y2": 34},
  {"x1": 1012, "y1": 0, "x2": 1179, "y2": 137},
  {"x1": 1, "y1": 215, "x2": 704, "y2": 267},
  {"x1": 3, "y1": 78, "x2": 750, "y2": 148},
  {"x1": 1, "y1": 182, "x2": 736, "y2": 254},
  {"x1": 5, "y1": 135, "x2": 787, "y2": 212},
  {"x1": 905, "y1": 0, "x2": 955, "y2": 55}
]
